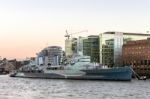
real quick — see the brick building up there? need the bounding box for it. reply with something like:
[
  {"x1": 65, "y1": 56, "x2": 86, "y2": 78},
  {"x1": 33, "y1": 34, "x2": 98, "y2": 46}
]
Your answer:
[{"x1": 122, "y1": 38, "x2": 150, "y2": 77}]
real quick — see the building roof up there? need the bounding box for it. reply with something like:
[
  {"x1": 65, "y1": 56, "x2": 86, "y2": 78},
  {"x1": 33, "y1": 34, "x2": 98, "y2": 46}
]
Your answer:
[
  {"x1": 47, "y1": 46, "x2": 62, "y2": 48},
  {"x1": 104, "y1": 31, "x2": 150, "y2": 36},
  {"x1": 88, "y1": 35, "x2": 99, "y2": 38}
]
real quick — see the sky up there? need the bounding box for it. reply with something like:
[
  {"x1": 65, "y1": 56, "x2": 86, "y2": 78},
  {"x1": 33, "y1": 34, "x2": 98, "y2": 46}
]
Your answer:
[{"x1": 0, "y1": 0, "x2": 150, "y2": 59}]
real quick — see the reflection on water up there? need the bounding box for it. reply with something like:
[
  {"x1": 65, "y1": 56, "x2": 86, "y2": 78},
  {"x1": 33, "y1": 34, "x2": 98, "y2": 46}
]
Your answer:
[{"x1": 0, "y1": 75, "x2": 149, "y2": 99}]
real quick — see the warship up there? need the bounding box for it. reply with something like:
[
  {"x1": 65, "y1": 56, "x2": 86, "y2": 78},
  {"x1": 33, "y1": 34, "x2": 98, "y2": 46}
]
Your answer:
[{"x1": 10, "y1": 55, "x2": 132, "y2": 81}]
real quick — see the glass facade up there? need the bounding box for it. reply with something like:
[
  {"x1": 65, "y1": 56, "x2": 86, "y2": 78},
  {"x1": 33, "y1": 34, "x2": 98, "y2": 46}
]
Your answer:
[
  {"x1": 99, "y1": 33, "x2": 115, "y2": 66},
  {"x1": 37, "y1": 46, "x2": 63, "y2": 66},
  {"x1": 83, "y1": 35, "x2": 99, "y2": 63},
  {"x1": 77, "y1": 36, "x2": 87, "y2": 55},
  {"x1": 99, "y1": 32, "x2": 149, "y2": 67}
]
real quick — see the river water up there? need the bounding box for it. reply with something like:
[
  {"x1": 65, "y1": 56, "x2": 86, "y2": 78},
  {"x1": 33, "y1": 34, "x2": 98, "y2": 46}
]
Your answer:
[{"x1": 0, "y1": 75, "x2": 149, "y2": 99}]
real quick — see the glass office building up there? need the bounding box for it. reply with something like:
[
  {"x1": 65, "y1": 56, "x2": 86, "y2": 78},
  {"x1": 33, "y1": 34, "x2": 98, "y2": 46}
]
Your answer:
[
  {"x1": 65, "y1": 36, "x2": 99, "y2": 63},
  {"x1": 99, "y1": 32, "x2": 149, "y2": 67},
  {"x1": 83, "y1": 35, "x2": 99, "y2": 63},
  {"x1": 37, "y1": 46, "x2": 63, "y2": 66},
  {"x1": 77, "y1": 36, "x2": 87, "y2": 56}
]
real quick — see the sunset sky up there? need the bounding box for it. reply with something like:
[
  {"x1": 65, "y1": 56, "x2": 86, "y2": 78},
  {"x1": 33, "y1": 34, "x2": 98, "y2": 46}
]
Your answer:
[{"x1": 0, "y1": 0, "x2": 150, "y2": 59}]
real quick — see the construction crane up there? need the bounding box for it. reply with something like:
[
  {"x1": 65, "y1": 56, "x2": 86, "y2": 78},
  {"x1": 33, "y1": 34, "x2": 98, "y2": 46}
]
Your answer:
[{"x1": 65, "y1": 30, "x2": 88, "y2": 39}]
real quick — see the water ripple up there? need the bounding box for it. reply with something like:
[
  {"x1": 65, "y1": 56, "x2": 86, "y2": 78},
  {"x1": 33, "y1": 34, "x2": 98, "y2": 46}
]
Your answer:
[{"x1": 0, "y1": 75, "x2": 149, "y2": 99}]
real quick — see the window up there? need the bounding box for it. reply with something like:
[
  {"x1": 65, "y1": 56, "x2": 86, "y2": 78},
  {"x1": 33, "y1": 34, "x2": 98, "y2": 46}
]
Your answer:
[
  {"x1": 148, "y1": 60, "x2": 150, "y2": 65},
  {"x1": 141, "y1": 60, "x2": 143, "y2": 65},
  {"x1": 144, "y1": 60, "x2": 147, "y2": 65}
]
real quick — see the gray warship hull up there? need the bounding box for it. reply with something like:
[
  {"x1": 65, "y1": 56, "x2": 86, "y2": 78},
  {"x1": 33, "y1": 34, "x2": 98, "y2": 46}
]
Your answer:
[{"x1": 10, "y1": 67, "x2": 132, "y2": 81}]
